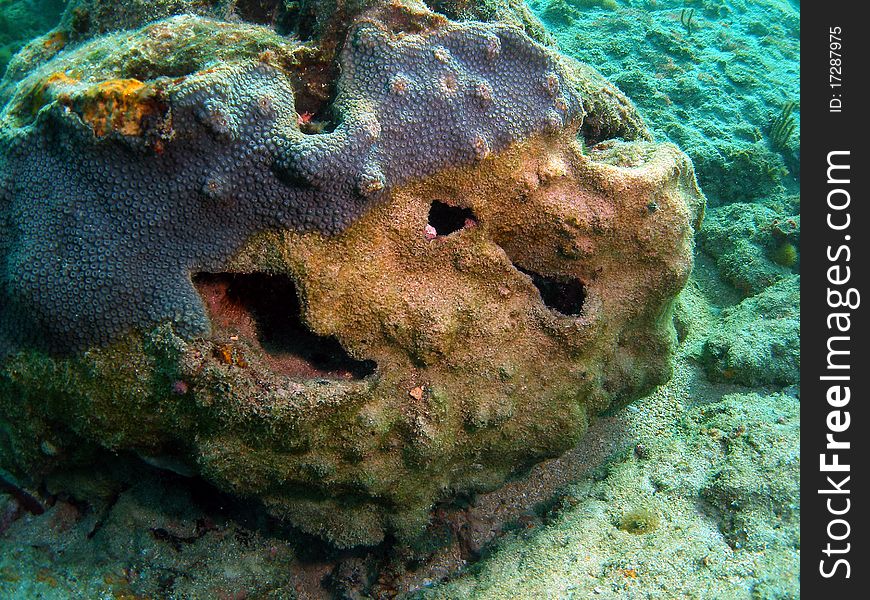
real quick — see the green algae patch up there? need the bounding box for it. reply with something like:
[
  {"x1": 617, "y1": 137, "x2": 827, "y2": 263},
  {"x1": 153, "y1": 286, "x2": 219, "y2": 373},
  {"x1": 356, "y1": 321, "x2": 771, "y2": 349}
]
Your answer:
[
  {"x1": 771, "y1": 241, "x2": 798, "y2": 268},
  {"x1": 617, "y1": 506, "x2": 659, "y2": 534}
]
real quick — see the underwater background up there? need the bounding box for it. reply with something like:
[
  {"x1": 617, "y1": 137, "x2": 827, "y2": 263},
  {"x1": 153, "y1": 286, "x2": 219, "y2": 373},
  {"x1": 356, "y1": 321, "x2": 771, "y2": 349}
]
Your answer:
[{"x1": 0, "y1": 0, "x2": 798, "y2": 598}]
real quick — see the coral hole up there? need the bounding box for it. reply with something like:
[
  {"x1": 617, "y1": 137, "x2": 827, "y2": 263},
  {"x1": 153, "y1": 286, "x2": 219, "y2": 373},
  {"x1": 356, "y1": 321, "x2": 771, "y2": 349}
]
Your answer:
[
  {"x1": 294, "y1": 90, "x2": 339, "y2": 135},
  {"x1": 193, "y1": 273, "x2": 376, "y2": 379},
  {"x1": 233, "y1": 0, "x2": 281, "y2": 24},
  {"x1": 515, "y1": 266, "x2": 586, "y2": 316},
  {"x1": 424, "y1": 1, "x2": 462, "y2": 20},
  {"x1": 427, "y1": 200, "x2": 476, "y2": 236}
]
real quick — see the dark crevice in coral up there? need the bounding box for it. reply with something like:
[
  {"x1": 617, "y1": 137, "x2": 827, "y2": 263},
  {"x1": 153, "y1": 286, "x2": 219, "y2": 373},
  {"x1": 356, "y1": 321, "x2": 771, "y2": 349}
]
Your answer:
[
  {"x1": 193, "y1": 272, "x2": 376, "y2": 379},
  {"x1": 150, "y1": 524, "x2": 210, "y2": 552},
  {"x1": 424, "y1": 0, "x2": 463, "y2": 20},
  {"x1": 580, "y1": 118, "x2": 634, "y2": 147},
  {"x1": 296, "y1": 108, "x2": 338, "y2": 135},
  {"x1": 86, "y1": 487, "x2": 123, "y2": 539},
  {"x1": 427, "y1": 200, "x2": 476, "y2": 236},
  {"x1": 291, "y1": 57, "x2": 340, "y2": 135},
  {"x1": 514, "y1": 266, "x2": 586, "y2": 316},
  {"x1": 0, "y1": 472, "x2": 45, "y2": 515},
  {"x1": 124, "y1": 63, "x2": 199, "y2": 82},
  {"x1": 233, "y1": 0, "x2": 282, "y2": 25},
  {"x1": 232, "y1": 0, "x2": 303, "y2": 36},
  {"x1": 274, "y1": 1, "x2": 319, "y2": 40}
]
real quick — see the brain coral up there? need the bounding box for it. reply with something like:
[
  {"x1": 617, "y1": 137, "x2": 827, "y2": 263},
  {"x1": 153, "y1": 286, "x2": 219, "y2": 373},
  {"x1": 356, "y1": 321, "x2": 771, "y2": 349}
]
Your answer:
[{"x1": 0, "y1": 0, "x2": 704, "y2": 547}]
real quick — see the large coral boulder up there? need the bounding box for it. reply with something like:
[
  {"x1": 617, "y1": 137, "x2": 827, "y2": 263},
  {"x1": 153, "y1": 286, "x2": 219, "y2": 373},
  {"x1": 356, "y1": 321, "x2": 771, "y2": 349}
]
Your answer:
[{"x1": 0, "y1": 0, "x2": 703, "y2": 546}]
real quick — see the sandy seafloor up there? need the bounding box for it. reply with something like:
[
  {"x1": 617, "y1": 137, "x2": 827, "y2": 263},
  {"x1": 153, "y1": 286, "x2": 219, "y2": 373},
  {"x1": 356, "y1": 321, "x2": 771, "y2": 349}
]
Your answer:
[{"x1": 0, "y1": 0, "x2": 800, "y2": 598}]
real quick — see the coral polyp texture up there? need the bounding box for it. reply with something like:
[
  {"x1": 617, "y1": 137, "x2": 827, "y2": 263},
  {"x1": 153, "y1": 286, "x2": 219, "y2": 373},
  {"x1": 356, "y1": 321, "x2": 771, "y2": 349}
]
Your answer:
[
  {"x1": 0, "y1": 12, "x2": 582, "y2": 355},
  {"x1": 0, "y1": 0, "x2": 704, "y2": 546}
]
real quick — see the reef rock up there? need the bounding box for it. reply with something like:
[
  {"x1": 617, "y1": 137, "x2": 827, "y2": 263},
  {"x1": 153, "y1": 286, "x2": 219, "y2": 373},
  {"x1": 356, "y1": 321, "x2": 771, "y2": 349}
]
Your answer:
[
  {"x1": 0, "y1": 0, "x2": 704, "y2": 546},
  {"x1": 701, "y1": 275, "x2": 800, "y2": 387},
  {"x1": 700, "y1": 199, "x2": 799, "y2": 296}
]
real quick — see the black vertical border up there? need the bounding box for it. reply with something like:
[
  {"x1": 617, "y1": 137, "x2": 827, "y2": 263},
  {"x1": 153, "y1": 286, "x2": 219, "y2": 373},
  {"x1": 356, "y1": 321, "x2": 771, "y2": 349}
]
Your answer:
[{"x1": 802, "y1": 2, "x2": 869, "y2": 596}]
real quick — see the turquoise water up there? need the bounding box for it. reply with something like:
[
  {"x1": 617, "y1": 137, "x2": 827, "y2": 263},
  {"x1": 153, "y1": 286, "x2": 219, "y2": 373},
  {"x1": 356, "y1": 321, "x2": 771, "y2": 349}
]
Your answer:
[
  {"x1": 532, "y1": 0, "x2": 800, "y2": 205},
  {"x1": 0, "y1": 0, "x2": 65, "y2": 74},
  {"x1": 0, "y1": 1, "x2": 799, "y2": 598}
]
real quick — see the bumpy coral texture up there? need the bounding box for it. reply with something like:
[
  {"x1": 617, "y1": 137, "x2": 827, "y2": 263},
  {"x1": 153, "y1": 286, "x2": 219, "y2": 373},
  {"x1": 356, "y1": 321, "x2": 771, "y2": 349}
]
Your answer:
[
  {"x1": 1, "y1": 133, "x2": 703, "y2": 547},
  {"x1": 0, "y1": 19, "x2": 581, "y2": 356},
  {"x1": 0, "y1": 3, "x2": 705, "y2": 548}
]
